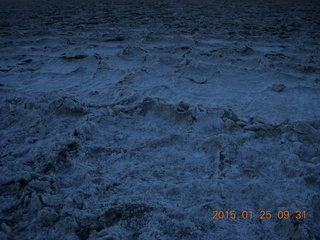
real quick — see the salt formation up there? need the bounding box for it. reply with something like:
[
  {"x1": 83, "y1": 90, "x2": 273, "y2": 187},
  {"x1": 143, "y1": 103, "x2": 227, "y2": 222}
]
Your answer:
[{"x1": 1, "y1": 0, "x2": 319, "y2": 239}]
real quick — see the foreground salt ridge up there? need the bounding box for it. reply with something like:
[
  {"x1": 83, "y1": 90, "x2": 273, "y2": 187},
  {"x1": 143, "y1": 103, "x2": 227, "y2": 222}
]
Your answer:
[
  {"x1": 1, "y1": 0, "x2": 320, "y2": 239},
  {"x1": 1, "y1": 93, "x2": 320, "y2": 239}
]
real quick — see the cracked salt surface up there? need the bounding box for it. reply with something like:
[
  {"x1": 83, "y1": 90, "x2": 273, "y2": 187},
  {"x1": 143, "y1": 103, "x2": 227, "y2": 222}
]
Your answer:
[{"x1": 0, "y1": 0, "x2": 320, "y2": 239}]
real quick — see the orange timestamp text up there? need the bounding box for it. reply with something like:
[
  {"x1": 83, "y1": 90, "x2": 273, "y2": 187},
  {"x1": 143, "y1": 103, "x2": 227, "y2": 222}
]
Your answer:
[{"x1": 211, "y1": 210, "x2": 307, "y2": 220}]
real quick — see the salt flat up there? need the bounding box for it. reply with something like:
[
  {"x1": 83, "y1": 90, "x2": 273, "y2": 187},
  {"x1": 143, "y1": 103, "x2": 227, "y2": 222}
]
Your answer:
[{"x1": 0, "y1": 0, "x2": 320, "y2": 239}]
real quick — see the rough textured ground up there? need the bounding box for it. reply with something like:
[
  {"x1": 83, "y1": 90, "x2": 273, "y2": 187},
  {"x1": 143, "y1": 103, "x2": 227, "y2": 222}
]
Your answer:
[{"x1": 0, "y1": 0, "x2": 320, "y2": 239}]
